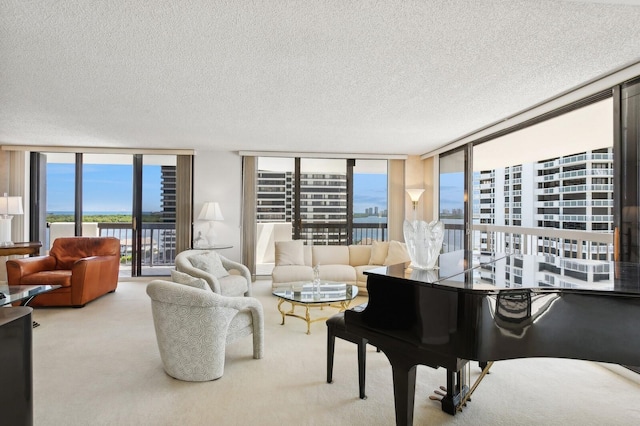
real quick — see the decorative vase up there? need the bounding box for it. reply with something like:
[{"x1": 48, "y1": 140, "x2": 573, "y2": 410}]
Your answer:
[{"x1": 403, "y1": 220, "x2": 444, "y2": 270}]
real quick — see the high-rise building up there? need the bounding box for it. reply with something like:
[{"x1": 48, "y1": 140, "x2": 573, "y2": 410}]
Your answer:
[
  {"x1": 160, "y1": 165, "x2": 176, "y2": 222},
  {"x1": 256, "y1": 169, "x2": 347, "y2": 243},
  {"x1": 256, "y1": 171, "x2": 292, "y2": 222},
  {"x1": 160, "y1": 165, "x2": 177, "y2": 260},
  {"x1": 474, "y1": 148, "x2": 613, "y2": 259},
  {"x1": 473, "y1": 148, "x2": 614, "y2": 289}
]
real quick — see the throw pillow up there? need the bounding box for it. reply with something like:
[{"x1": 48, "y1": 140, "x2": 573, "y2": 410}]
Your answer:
[
  {"x1": 369, "y1": 240, "x2": 390, "y2": 265},
  {"x1": 383, "y1": 241, "x2": 411, "y2": 266},
  {"x1": 187, "y1": 251, "x2": 230, "y2": 279},
  {"x1": 275, "y1": 240, "x2": 305, "y2": 266},
  {"x1": 170, "y1": 270, "x2": 211, "y2": 291}
]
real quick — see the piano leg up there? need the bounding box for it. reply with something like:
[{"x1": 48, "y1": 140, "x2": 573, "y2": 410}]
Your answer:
[
  {"x1": 441, "y1": 368, "x2": 469, "y2": 415},
  {"x1": 384, "y1": 350, "x2": 417, "y2": 426}
]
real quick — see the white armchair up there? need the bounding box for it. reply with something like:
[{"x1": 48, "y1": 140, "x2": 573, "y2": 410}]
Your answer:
[
  {"x1": 146, "y1": 279, "x2": 264, "y2": 381},
  {"x1": 175, "y1": 249, "x2": 252, "y2": 297}
]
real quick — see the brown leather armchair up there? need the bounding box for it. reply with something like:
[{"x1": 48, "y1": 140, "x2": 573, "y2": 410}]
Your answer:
[{"x1": 6, "y1": 237, "x2": 121, "y2": 308}]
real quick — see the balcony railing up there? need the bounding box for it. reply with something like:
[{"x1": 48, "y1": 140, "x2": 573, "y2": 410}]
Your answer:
[
  {"x1": 443, "y1": 222, "x2": 614, "y2": 260},
  {"x1": 49, "y1": 221, "x2": 389, "y2": 269},
  {"x1": 297, "y1": 222, "x2": 388, "y2": 245},
  {"x1": 47, "y1": 222, "x2": 177, "y2": 267},
  {"x1": 97, "y1": 222, "x2": 176, "y2": 267}
]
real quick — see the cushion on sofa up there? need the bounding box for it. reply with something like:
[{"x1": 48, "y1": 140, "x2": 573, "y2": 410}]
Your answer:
[
  {"x1": 369, "y1": 240, "x2": 390, "y2": 265},
  {"x1": 275, "y1": 240, "x2": 305, "y2": 266},
  {"x1": 383, "y1": 241, "x2": 411, "y2": 266},
  {"x1": 312, "y1": 245, "x2": 350, "y2": 266},
  {"x1": 319, "y1": 264, "x2": 356, "y2": 284},
  {"x1": 272, "y1": 265, "x2": 314, "y2": 284},
  {"x1": 349, "y1": 245, "x2": 371, "y2": 267}
]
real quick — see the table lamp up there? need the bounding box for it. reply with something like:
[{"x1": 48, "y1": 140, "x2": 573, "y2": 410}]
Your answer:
[
  {"x1": 197, "y1": 201, "x2": 224, "y2": 246},
  {"x1": 0, "y1": 193, "x2": 24, "y2": 246}
]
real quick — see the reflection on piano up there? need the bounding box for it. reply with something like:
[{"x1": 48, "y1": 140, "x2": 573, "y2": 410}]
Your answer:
[{"x1": 344, "y1": 251, "x2": 640, "y2": 425}]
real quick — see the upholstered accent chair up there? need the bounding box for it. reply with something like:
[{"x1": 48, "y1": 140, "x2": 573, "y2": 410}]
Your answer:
[
  {"x1": 174, "y1": 249, "x2": 252, "y2": 297},
  {"x1": 6, "y1": 236, "x2": 121, "y2": 307},
  {"x1": 146, "y1": 276, "x2": 264, "y2": 381}
]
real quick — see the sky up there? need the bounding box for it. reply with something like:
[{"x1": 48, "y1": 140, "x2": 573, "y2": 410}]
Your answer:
[
  {"x1": 353, "y1": 173, "x2": 387, "y2": 213},
  {"x1": 47, "y1": 163, "x2": 161, "y2": 213},
  {"x1": 439, "y1": 172, "x2": 464, "y2": 212},
  {"x1": 47, "y1": 164, "x2": 387, "y2": 215}
]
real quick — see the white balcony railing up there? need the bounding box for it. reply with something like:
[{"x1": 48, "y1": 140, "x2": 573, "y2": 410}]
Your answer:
[
  {"x1": 471, "y1": 224, "x2": 614, "y2": 260},
  {"x1": 444, "y1": 223, "x2": 614, "y2": 260}
]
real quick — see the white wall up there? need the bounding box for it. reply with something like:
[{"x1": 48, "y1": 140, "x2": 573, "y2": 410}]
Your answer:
[{"x1": 193, "y1": 150, "x2": 244, "y2": 262}]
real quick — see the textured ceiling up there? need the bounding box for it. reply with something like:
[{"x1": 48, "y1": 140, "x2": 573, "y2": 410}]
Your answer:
[{"x1": 1, "y1": 0, "x2": 640, "y2": 156}]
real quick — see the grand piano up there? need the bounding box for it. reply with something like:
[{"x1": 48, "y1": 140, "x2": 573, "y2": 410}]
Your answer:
[{"x1": 344, "y1": 251, "x2": 640, "y2": 425}]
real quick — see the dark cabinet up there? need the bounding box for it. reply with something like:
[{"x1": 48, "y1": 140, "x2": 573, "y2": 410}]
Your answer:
[{"x1": 0, "y1": 306, "x2": 33, "y2": 426}]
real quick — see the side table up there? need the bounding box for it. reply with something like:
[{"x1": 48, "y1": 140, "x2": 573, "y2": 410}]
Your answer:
[{"x1": 0, "y1": 241, "x2": 42, "y2": 257}]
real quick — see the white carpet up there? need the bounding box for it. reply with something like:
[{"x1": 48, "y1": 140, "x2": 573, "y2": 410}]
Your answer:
[{"x1": 30, "y1": 279, "x2": 640, "y2": 425}]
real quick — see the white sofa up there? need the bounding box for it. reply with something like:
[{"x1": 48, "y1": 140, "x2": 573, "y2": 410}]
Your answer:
[{"x1": 271, "y1": 240, "x2": 410, "y2": 295}]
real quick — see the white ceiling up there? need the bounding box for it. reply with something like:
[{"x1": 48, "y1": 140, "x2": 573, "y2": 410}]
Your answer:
[{"x1": 1, "y1": 0, "x2": 640, "y2": 157}]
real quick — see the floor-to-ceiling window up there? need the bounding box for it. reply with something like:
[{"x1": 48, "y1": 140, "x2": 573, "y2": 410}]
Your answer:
[
  {"x1": 439, "y1": 148, "x2": 466, "y2": 253},
  {"x1": 44, "y1": 152, "x2": 77, "y2": 250},
  {"x1": 353, "y1": 159, "x2": 388, "y2": 243},
  {"x1": 472, "y1": 96, "x2": 614, "y2": 260},
  {"x1": 299, "y1": 158, "x2": 348, "y2": 243},
  {"x1": 254, "y1": 156, "x2": 388, "y2": 275},
  {"x1": 32, "y1": 151, "x2": 182, "y2": 277},
  {"x1": 619, "y1": 77, "x2": 640, "y2": 263}
]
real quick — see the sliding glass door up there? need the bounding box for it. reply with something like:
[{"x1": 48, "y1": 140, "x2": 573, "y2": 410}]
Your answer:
[
  {"x1": 439, "y1": 148, "x2": 466, "y2": 253},
  {"x1": 299, "y1": 158, "x2": 348, "y2": 244},
  {"x1": 32, "y1": 152, "x2": 178, "y2": 277},
  {"x1": 254, "y1": 156, "x2": 388, "y2": 276},
  {"x1": 139, "y1": 155, "x2": 177, "y2": 276}
]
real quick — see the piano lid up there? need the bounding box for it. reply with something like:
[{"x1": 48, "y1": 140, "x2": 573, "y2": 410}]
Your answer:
[
  {"x1": 435, "y1": 253, "x2": 640, "y2": 295},
  {"x1": 365, "y1": 251, "x2": 640, "y2": 295},
  {"x1": 364, "y1": 250, "x2": 508, "y2": 287}
]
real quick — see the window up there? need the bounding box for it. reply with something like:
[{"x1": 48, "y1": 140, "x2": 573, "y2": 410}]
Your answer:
[
  {"x1": 471, "y1": 98, "x2": 613, "y2": 260},
  {"x1": 255, "y1": 156, "x2": 388, "y2": 274}
]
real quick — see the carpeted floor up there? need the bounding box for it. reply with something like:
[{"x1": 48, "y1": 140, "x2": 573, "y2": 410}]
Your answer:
[{"x1": 30, "y1": 278, "x2": 640, "y2": 425}]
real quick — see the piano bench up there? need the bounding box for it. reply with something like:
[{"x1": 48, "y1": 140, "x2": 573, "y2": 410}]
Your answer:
[{"x1": 326, "y1": 309, "x2": 370, "y2": 399}]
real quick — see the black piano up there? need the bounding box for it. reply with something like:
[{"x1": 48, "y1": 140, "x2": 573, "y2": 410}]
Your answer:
[{"x1": 344, "y1": 251, "x2": 640, "y2": 425}]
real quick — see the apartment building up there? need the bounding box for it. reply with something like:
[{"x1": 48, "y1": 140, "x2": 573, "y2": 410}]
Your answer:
[
  {"x1": 256, "y1": 169, "x2": 348, "y2": 243},
  {"x1": 475, "y1": 148, "x2": 614, "y2": 288}
]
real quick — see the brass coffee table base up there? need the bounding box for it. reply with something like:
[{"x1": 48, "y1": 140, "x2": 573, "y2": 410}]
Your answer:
[{"x1": 277, "y1": 299, "x2": 353, "y2": 335}]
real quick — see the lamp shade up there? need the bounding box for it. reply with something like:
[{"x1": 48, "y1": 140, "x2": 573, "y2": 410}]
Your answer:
[
  {"x1": 0, "y1": 194, "x2": 23, "y2": 216},
  {"x1": 197, "y1": 202, "x2": 224, "y2": 221},
  {"x1": 406, "y1": 189, "x2": 425, "y2": 202}
]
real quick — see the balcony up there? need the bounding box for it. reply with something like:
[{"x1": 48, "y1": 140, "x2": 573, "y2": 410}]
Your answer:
[
  {"x1": 46, "y1": 222, "x2": 177, "y2": 276},
  {"x1": 93, "y1": 221, "x2": 388, "y2": 264},
  {"x1": 443, "y1": 223, "x2": 614, "y2": 260},
  {"x1": 298, "y1": 222, "x2": 388, "y2": 245}
]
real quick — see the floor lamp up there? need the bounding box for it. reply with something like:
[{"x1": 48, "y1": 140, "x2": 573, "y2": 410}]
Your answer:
[
  {"x1": 0, "y1": 193, "x2": 24, "y2": 246},
  {"x1": 197, "y1": 202, "x2": 224, "y2": 247}
]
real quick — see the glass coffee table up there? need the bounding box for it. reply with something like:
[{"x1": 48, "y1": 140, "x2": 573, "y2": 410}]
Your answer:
[
  {"x1": 272, "y1": 282, "x2": 358, "y2": 334},
  {"x1": 1, "y1": 284, "x2": 61, "y2": 327}
]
